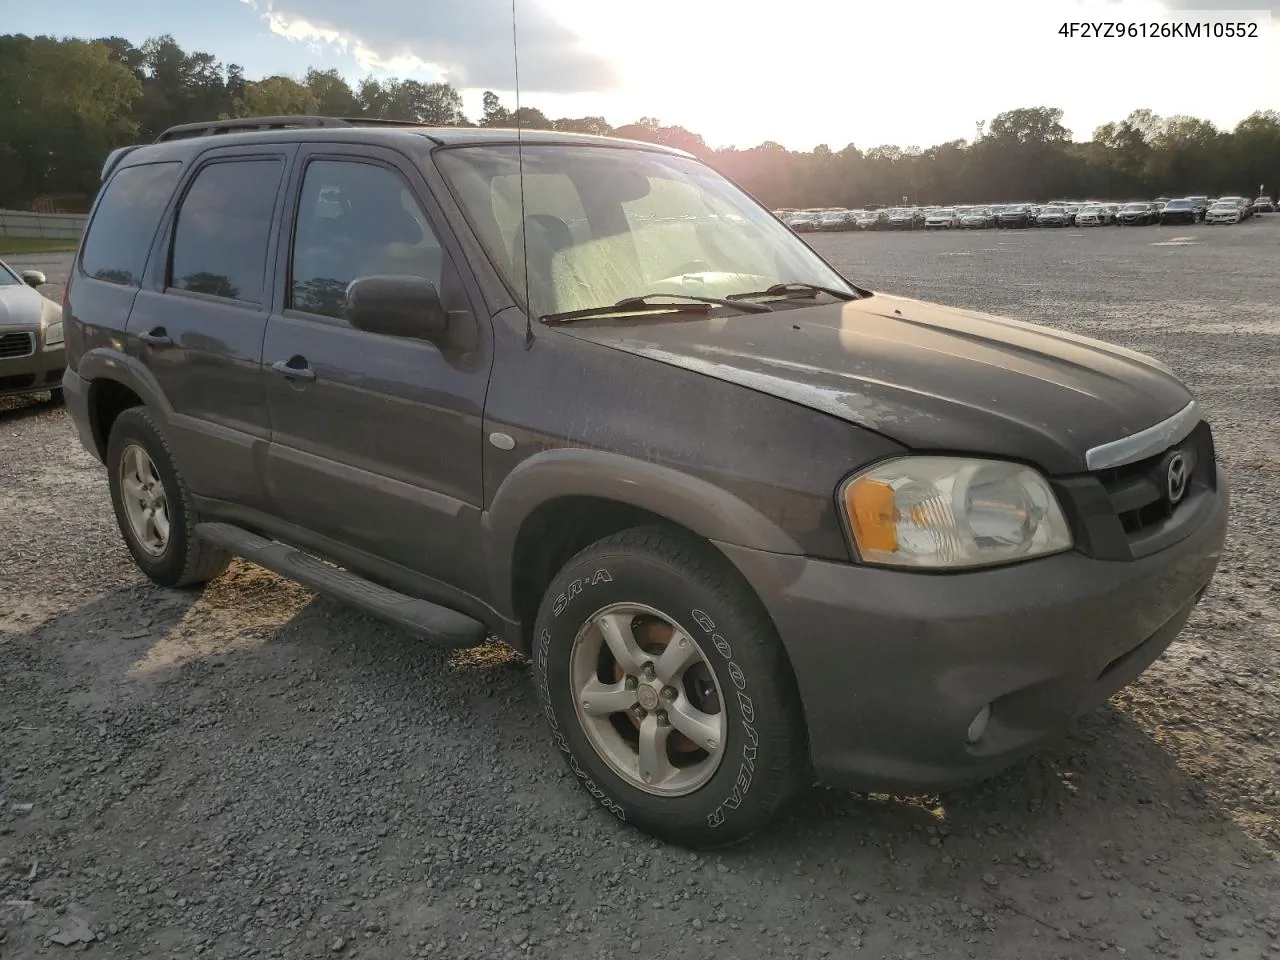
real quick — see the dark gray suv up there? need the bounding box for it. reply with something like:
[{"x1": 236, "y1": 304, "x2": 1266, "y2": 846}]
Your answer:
[{"x1": 62, "y1": 116, "x2": 1228, "y2": 847}]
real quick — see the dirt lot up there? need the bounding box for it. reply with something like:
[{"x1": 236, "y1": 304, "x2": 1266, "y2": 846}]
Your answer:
[{"x1": 2, "y1": 222, "x2": 1278, "y2": 960}]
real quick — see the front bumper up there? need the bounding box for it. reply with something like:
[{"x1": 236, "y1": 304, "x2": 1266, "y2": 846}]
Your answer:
[
  {"x1": 0, "y1": 329, "x2": 65, "y2": 398},
  {"x1": 716, "y1": 470, "x2": 1228, "y2": 793}
]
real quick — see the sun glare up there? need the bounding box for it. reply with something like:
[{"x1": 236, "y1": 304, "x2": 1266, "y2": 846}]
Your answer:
[{"x1": 539, "y1": 0, "x2": 1277, "y2": 149}]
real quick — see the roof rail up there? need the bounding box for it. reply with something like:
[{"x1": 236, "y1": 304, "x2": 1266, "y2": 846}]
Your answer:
[
  {"x1": 155, "y1": 115, "x2": 355, "y2": 142},
  {"x1": 334, "y1": 117, "x2": 433, "y2": 129},
  {"x1": 154, "y1": 115, "x2": 437, "y2": 143}
]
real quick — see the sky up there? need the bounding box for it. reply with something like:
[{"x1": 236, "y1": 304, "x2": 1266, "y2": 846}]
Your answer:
[{"x1": 10, "y1": 0, "x2": 1280, "y2": 150}]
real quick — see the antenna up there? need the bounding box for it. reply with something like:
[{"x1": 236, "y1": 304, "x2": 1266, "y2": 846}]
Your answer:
[{"x1": 512, "y1": 0, "x2": 532, "y2": 346}]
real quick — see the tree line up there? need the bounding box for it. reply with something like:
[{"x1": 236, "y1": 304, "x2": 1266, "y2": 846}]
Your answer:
[{"x1": 2, "y1": 33, "x2": 1277, "y2": 212}]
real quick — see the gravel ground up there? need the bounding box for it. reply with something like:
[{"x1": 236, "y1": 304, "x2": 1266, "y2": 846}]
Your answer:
[{"x1": 2, "y1": 222, "x2": 1278, "y2": 960}]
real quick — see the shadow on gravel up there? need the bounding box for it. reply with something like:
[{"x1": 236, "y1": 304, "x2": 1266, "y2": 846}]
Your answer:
[
  {"x1": 24, "y1": 581, "x2": 1267, "y2": 858},
  {"x1": 4, "y1": 581, "x2": 1276, "y2": 958}
]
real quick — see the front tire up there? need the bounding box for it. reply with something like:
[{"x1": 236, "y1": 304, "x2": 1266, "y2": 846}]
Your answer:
[
  {"x1": 106, "y1": 407, "x2": 231, "y2": 588},
  {"x1": 532, "y1": 526, "x2": 808, "y2": 847}
]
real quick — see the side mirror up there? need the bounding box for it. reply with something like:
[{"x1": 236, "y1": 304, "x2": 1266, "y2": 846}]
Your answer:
[
  {"x1": 344, "y1": 275, "x2": 448, "y2": 341},
  {"x1": 22, "y1": 270, "x2": 46, "y2": 288}
]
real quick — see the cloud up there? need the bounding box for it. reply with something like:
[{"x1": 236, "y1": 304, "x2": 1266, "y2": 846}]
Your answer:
[
  {"x1": 1144, "y1": 0, "x2": 1279, "y2": 15},
  {"x1": 1157, "y1": 0, "x2": 1278, "y2": 10},
  {"x1": 246, "y1": 0, "x2": 619, "y2": 93}
]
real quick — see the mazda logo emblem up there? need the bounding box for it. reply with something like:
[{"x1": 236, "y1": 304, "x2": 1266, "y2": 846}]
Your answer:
[{"x1": 1166, "y1": 452, "x2": 1189, "y2": 506}]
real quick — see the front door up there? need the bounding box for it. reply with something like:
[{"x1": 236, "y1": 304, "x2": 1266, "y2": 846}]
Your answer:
[
  {"x1": 127, "y1": 146, "x2": 295, "y2": 509},
  {"x1": 262, "y1": 146, "x2": 491, "y2": 597}
]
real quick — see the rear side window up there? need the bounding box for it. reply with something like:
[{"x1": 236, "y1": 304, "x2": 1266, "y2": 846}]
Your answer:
[
  {"x1": 170, "y1": 159, "x2": 284, "y2": 304},
  {"x1": 80, "y1": 162, "x2": 182, "y2": 286}
]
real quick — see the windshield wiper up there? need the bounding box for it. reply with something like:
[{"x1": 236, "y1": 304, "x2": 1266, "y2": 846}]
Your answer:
[
  {"x1": 541, "y1": 292, "x2": 773, "y2": 325},
  {"x1": 726, "y1": 282, "x2": 865, "y2": 302}
]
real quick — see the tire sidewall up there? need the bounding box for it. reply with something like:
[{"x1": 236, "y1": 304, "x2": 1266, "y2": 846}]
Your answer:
[
  {"x1": 533, "y1": 546, "x2": 782, "y2": 845},
  {"x1": 106, "y1": 410, "x2": 191, "y2": 585}
]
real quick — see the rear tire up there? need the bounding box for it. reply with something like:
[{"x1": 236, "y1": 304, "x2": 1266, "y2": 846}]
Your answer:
[
  {"x1": 106, "y1": 407, "x2": 231, "y2": 588},
  {"x1": 532, "y1": 526, "x2": 808, "y2": 847}
]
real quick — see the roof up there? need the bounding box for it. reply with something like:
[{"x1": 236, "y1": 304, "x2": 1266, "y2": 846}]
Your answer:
[
  {"x1": 100, "y1": 116, "x2": 694, "y2": 182},
  {"x1": 146, "y1": 115, "x2": 689, "y2": 155}
]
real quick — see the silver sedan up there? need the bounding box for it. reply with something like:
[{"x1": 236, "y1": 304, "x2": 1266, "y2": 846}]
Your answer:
[{"x1": 0, "y1": 259, "x2": 66, "y2": 401}]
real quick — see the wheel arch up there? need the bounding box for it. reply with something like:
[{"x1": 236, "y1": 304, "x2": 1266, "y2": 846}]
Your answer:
[
  {"x1": 483, "y1": 449, "x2": 802, "y2": 653},
  {"x1": 78, "y1": 349, "x2": 173, "y2": 460}
]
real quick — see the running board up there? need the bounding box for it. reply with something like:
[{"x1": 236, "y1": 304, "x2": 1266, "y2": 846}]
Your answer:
[{"x1": 195, "y1": 522, "x2": 488, "y2": 649}]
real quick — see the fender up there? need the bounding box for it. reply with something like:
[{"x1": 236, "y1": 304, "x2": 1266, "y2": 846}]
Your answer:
[
  {"x1": 481, "y1": 448, "x2": 803, "y2": 623},
  {"x1": 76, "y1": 347, "x2": 175, "y2": 457}
]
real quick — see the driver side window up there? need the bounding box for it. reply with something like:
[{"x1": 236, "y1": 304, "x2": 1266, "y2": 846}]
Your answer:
[{"x1": 290, "y1": 160, "x2": 444, "y2": 320}]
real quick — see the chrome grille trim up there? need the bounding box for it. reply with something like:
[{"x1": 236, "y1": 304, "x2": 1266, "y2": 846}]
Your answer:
[{"x1": 1085, "y1": 400, "x2": 1200, "y2": 471}]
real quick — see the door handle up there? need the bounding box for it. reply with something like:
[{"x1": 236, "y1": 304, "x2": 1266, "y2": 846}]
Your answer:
[
  {"x1": 139, "y1": 327, "x2": 174, "y2": 347},
  {"x1": 271, "y1": 358, "x2": 317, "y2": 382}
]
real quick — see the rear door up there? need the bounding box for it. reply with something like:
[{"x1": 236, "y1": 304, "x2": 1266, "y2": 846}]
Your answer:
[
  {"x1": 127, "y1": 145, "x2": 295, "y2": 510},
  {"x1": 261, "y1": 144, "x2": 491, "y2": 596}
]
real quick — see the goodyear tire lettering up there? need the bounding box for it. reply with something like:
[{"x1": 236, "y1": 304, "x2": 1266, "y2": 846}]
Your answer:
[
  {"x1": 690, "y1": 609, "x2": 760, "y2": 829},
  {"x1": 537, "y1": 625, "x2": 625, "y2": 821}
]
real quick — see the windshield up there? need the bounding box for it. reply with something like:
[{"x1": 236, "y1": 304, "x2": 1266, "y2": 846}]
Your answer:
[
  {"x1": 1041, "y1": 207, "x2": 1065, "y2": 214},
  {"x1": 1165, "y1": 200, "x2": 1191, "y2": 209},
  {"x1": 1081, "y1": 205, "x2": 1103, "y2": 213},
  {"x1": 437, "y1": 144, "x2": 853, "y2": 320},
  {"x1": 1122, "y1": 203, "x2": 1147, "y2": 211},
  {"x1": 0, "y1": 260, "x2": 20, "y2": 287},
  {"x1": 932, "y1": 209, "x2": 955, "y2": 216}
]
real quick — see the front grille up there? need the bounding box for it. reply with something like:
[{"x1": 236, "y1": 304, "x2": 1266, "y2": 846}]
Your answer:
[
  {"x1": 0, "y1": 331, "x2": 35, "y2": 359},
  {"x1": 1053, "y1": 420, "x2": 1216, "y2": 561},
  {"x1": 1094, "y1": 421, "x2": 1212, "y2": 536}
]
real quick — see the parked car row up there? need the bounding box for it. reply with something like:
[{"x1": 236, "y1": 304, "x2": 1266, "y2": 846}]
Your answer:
[{"x1": 776, "y1": 194, "x2": 1271, "y2": 231}]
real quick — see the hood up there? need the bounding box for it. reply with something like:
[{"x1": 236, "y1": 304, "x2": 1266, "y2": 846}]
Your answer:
[
  {"x1": 556, "y1": 293, "x2": 1192, "y2": 475},
  {"x1": 0, "y1": 284, "x2": 46, "y2": 328}
]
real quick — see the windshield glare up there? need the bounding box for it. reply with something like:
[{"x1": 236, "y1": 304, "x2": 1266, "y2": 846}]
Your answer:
[{"x1": 437, "y1": 144, "x2": 852, "y2": 319}]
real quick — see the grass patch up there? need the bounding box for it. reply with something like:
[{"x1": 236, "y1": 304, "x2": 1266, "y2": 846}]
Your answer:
[{"x1": 0, "y1": 237, "x2": 79, "y2": 255}]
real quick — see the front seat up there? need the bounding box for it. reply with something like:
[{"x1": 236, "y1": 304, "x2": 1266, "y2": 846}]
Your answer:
[{"x1": 511, "y1": 213, "x2": 577, "y2": 317}]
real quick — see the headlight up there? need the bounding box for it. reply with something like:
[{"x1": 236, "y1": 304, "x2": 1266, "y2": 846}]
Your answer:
[
  {"x1": 44, "y1": 320, "x2": 64, "y2": 346},
  {"x1": 840, "y1": 457, "x2": 1073, "y2": 569}
]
